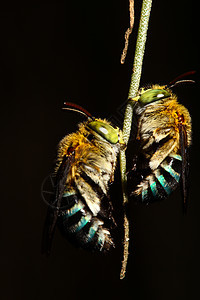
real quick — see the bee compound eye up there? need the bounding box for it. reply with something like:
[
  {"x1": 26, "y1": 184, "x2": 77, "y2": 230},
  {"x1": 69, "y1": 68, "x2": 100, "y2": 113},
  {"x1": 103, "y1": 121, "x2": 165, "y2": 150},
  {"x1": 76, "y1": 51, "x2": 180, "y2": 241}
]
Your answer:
[
  {"x1": 88, "y1": 121, "x2": 119, "y2": 144},
  {"x1": 139, "y1": 89, "x2": 171, "y2": 105}
]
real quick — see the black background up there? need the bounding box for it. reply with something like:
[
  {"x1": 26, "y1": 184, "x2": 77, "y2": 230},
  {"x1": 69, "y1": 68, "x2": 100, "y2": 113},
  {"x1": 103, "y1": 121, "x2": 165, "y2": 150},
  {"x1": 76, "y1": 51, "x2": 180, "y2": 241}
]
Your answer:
[{"x1": 1, "y1": 0, "x2": 200, "y2": 299}]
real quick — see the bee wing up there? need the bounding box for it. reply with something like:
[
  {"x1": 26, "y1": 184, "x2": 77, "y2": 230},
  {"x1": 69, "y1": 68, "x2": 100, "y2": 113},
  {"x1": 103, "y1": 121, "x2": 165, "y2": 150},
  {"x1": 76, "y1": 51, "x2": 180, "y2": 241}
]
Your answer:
[
  {"x1": 42, "y1": 152, "x2": 75, "y2": 255},
  {"x1": 179, "y1": 123, "x2": 190, "y2": 213}
]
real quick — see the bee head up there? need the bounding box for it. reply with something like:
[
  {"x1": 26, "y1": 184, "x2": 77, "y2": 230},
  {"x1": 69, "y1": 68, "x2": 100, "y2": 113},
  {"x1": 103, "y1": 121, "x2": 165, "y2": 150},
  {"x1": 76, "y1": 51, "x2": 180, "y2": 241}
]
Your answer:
[
  {"x1": 131, "y1": 71, "x2": 195, "y2": 107},
  {"x1": 132, "y1": 88, "x2": 171, "y2": 106},
  {"x1": 62, "y1": 102, "x2": 124, "y2": 145},
  {"x1": 88, "y1": 120, "x2": 122, "y2": 144}
]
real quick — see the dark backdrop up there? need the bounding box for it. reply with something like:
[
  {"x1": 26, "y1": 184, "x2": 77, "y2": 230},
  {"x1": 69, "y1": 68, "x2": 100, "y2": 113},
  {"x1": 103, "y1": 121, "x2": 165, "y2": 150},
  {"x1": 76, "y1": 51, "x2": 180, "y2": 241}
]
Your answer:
[{"x1": 1, "y1": 1, "x2": 200, "y2": 299}]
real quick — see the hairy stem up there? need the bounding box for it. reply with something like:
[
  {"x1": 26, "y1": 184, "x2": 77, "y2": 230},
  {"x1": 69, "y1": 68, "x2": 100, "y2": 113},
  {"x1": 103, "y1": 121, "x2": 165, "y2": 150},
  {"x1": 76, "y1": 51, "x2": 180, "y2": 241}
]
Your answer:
[{"x1": 120, "y1": 0, "x2": 152, "y2": 280}]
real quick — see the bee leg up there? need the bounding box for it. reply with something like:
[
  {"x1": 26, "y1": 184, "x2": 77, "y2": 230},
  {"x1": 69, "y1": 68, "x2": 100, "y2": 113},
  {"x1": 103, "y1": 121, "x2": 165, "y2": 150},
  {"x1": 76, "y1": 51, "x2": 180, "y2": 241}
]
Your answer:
[
  {"x1": 109, "y1": 162, "x2": 115, "y2": 183},
  {"x1": 75, "y1": 176, "x2": 101, "y2": 216},
  {"x1": 142, "y1": 135, "x2": 155, "y2": 150},
  {"x1": 136, "y1": 117, "x2": 143, "y2": 140},
  {"x1": 127, "y1": 155, "x2": 138, "y2": 174},
  {"x1": 149, "y1": 137, "x2": 178, "y2": 170},
  {"x1": 153, "y1": 127, "x2": 172, "y2": 143},
  {"x1": 142, "y1": 127, "x2": 172, "y2": 150}
]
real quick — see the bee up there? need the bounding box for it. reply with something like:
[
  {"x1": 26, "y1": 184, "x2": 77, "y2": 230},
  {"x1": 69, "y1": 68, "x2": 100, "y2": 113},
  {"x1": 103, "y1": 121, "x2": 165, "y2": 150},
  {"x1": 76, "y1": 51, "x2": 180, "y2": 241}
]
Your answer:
[
  {"x1": 128, "y1": 76, "x2": 194, "y2": 211},
  {"x1": 42, "y1": 102, "x2": 125, "y2": 254}
]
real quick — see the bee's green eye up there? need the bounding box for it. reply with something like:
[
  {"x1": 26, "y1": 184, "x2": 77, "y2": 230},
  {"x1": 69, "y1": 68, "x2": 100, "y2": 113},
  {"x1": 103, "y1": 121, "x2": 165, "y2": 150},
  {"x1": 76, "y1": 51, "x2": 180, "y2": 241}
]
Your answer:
[
  {"x1": 88, "y1": 121, "x2": 119, "y2": 144},
  {"x1": 139, "y1": 89, "x2": 170, "y2": 105}
]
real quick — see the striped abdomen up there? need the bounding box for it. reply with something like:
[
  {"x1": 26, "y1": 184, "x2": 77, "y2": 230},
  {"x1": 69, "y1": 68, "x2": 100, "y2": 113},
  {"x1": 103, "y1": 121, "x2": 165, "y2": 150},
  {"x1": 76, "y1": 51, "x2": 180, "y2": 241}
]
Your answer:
[
  {"x1": 132, "y1": 153, "x2": 182, "y2": 203},
  {"x1": 58, "y1": 191, "x2": 114, "y2": 251}
]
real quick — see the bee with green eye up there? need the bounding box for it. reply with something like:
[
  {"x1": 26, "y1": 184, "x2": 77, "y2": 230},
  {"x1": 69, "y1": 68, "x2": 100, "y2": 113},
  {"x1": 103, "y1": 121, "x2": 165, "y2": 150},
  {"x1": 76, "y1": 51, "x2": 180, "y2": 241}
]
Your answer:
[
  {"x1": 128, "y1": 80, "x2": 192, "y2": 210},
  {"x1": 42, "y1": 102, "x2": 125, "y2": 254}
]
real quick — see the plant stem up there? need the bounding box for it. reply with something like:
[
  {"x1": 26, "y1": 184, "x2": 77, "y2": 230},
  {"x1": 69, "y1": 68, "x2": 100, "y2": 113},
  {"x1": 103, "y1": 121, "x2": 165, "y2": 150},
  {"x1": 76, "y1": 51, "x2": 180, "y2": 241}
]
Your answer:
[{"x1": 120, "y1": 0, "x2": 152, "y2": 280}]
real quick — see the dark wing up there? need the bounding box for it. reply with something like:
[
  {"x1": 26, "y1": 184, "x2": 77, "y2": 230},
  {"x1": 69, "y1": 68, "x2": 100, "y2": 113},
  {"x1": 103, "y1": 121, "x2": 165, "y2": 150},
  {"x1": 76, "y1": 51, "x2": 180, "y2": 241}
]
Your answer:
[
  {"x1": 179, "y1": 123, "x2": 190, "y2": 213},
  {"x1": 42, "y1": 152, "x2": 75, "y2": 255}
]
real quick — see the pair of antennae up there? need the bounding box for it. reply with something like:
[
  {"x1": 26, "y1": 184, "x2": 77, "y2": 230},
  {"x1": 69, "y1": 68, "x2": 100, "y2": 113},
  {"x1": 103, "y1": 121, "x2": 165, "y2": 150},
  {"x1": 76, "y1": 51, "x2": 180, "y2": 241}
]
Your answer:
[
  {"x1": 167, "y1": 70, "x2": 196, "y2": 89},
  {"x1": 62, "y1": 102, "x2": 93, "y2": 119}
]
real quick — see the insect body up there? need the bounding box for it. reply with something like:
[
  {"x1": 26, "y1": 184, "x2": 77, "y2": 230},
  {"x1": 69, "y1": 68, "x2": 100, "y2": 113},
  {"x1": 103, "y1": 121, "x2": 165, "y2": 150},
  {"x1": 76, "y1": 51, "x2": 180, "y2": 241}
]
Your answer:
[
  {"x1": 42, "y1": 103, "x2": 125, "y2": 254},
  {"x1": 128, "y1": 84, "x2": 192, "y2": 209}
]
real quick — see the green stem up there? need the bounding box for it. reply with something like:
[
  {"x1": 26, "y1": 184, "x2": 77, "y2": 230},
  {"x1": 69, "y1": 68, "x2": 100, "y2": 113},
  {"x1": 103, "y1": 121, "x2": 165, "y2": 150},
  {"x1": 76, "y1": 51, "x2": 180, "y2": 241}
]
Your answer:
[{"x1": 120, "y1": 0, "x2": 152, "y2": 280}]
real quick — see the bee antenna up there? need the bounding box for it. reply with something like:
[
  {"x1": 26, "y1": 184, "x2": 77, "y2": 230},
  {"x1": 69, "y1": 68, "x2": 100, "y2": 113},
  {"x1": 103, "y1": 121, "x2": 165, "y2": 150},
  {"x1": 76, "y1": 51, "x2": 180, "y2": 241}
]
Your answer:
[
  {"x1": 168, "y1": 79, "x2": 195, "y2": 89},
  {"x1": 62, "y1": 102, "x2": 94, "y2": 119},
  {"x1": 168, "y1": 70, "x2": 196, "y2": 88}
]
